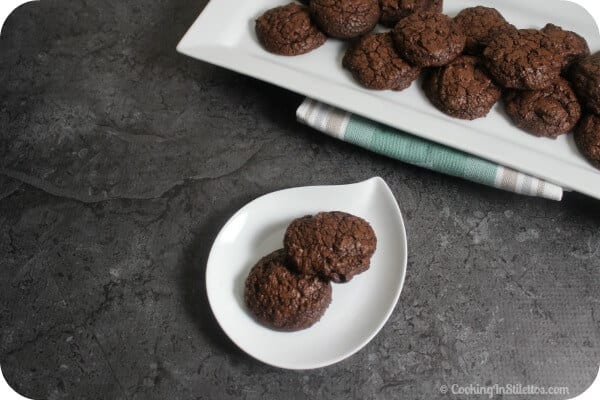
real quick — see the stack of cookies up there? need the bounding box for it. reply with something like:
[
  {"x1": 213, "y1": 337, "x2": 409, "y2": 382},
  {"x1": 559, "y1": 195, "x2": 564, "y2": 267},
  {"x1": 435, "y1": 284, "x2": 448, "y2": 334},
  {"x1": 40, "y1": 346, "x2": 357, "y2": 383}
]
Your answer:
[
  {"x1": 255, "y1": 1, "x2": 600, "y2": 170},
  {"x1": 244, "y1": 211, "x2": 377, "y2": 331}
]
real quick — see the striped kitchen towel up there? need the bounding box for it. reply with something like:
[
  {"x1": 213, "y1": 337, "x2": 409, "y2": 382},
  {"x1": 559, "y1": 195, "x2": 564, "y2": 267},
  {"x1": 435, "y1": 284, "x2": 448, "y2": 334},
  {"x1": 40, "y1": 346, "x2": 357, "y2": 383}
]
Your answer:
[{"x1": 297, "y1": 98, "x2": 563, "y2": 201}]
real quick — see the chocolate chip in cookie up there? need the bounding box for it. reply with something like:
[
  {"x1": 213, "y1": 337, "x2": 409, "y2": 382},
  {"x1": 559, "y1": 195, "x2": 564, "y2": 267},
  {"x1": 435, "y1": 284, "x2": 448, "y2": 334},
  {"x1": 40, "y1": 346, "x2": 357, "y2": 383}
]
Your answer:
[
  {"x1": 423, "y1": 55, "x2": 501, "y2": 120},
  {"x1": 343, "y1": 32, "x2": 421, "y2": 91},
  {"x1": 378, "y1": 0, "x2": 443, "y2": 28},
  {"x1": 284, "y1": 211, "x2": 377, "y2": 283},
  {"x1": 255, "y1": 3, "x2": 327, "y2": 56},
  {"x1": 310, "y1": 0, "x2": 380, "y2": 39},
  {"x1": 244, "y1": 249, "x2": 332, "y2": 331},
  {"x1": 392, "y1": 12, "x2": 465, "y2": 67},
  {"x1": 504, "y1": 78, "x2": 581, "y2": 138}
]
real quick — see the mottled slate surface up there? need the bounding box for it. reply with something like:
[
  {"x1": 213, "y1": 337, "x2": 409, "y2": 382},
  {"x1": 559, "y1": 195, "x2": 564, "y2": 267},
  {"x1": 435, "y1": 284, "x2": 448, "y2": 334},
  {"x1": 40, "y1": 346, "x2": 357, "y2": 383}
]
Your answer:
[{"x1": 0, "y1": 1, "x2": 599, "y2": 399}]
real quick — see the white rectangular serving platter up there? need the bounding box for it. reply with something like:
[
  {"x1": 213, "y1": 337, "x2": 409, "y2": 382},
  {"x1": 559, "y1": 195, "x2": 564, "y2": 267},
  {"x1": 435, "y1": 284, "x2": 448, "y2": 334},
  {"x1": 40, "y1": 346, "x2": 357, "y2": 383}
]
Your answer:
[{"x1": 177, "y1": 0, "x2": 600, "y2": 199}]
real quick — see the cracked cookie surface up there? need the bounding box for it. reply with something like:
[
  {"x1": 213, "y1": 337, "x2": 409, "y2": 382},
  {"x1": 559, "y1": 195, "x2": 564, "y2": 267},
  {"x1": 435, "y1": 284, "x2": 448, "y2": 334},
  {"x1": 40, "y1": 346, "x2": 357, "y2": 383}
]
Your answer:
[
  {"x1": 453, "y1": 6, "x2": 514, "y2": 55},
  {"x1": 244, "y1": 249, "x2": 332, "y2": 331},
  {"x1": 482, "y1": 29, "x2": 563, "y2": 90},
  {"x1": 542, "y1": 23, "x2": 590, "y2": 70},
  {"x1": 378, "y1": 0, "x2": 443, "y2": 28},
  {"x1": 568, "y1": 52, "x2": 600, "y2": 114},
  {"x1": 255, "y1": 3, "x2": 327, "y2": 56},
  {"x1": 284, "y1": 211, "x2": 377, "y2": 283},
  {"x1": 423, "y1": 55, "x2": 501, "y2": 120},
  {"x1": 343, "y1": 32, "x2": 421, "y2": 91},
  {"x1": 392, "y1": 12, "x2": 465, "y2": 67},
  {"x1": 504, "y1": 78, "x2": 581, "y2": 138},
  {"x1": 310, "y1": 0, "x2": 380, "y2": 39},
  {"x1": 575, "y1": 114, "x2": 600, "y2": 169}
]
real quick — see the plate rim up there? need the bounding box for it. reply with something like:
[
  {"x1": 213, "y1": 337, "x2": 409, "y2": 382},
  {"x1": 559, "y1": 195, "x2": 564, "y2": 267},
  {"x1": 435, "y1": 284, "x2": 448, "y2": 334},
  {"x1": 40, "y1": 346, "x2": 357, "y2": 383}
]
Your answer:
[{"x1": 204, "y1": 177, "x2": 409, "y2": 369}]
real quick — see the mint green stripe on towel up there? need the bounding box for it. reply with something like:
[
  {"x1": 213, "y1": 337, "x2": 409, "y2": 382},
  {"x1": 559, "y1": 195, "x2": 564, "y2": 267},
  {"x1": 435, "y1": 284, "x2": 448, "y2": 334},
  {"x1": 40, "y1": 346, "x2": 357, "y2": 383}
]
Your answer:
[
  {"x1": 295, "y1": 98, "x2": 563, "y2": 200},
  {"x1": 345, "y1": 115, "x2": 498, "y2": 186}
]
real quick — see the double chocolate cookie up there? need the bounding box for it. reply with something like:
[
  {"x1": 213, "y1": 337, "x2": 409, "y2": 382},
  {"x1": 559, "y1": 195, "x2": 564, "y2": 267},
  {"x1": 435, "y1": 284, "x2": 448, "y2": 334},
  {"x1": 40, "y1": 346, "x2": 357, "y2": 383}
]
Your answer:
[
  {"x1": 378, "y1": 0, "x2": 443, "y2": 28},
  {"x1": 310, "y1": 0, "x2": 380, "y2": 39},
  {"x1": 504, "y1": 78, "x2": 581, "y2": 138},
  {"x1": 423, "y1": 55, "x2": 501, "y2": 120},
  {"x1": 343, "y1": 33, "x2": 421, "y2": 91},
  {"x1": 453, "y1": 6, "x2": 515, "y2": 55},
  {"x1": 542, "y1": 23, "x2": 590, "y2": 69},
  {"x1": 482, "y1": 29, "x2": 563, "y2": 90},
  {"x1": 255, "y1": 3, "x2": 327, "y2": 56},
  {"x1": 568, "y1": 52, "x2": 600, "y2": 115},
  {"x1": 284, "y1": 211, "x2": 377, "y2": 283},
  {"x1": 575, "y1": 114, "x2": 600, "y2": 169},
  {"x1": 392, "y1": 12, "x2": 465, "y2": 67},
  {"x1": 244, "y1": 249, "x2": 332, "y2": 331}
]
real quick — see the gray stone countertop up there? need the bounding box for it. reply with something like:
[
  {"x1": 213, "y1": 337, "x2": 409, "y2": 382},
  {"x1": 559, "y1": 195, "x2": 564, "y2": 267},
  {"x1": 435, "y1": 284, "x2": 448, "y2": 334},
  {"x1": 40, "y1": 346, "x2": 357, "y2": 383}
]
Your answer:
[{"x1": 1, "y1": 1, "x2": 599, "y2": 399}]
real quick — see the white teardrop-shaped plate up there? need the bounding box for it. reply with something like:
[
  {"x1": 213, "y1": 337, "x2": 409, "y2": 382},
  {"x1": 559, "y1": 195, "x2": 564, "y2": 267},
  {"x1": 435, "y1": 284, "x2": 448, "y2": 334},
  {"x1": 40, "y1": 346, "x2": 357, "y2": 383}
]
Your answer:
[{"x1": 206, "y1": 177, "x2": 408, "y2": 369}]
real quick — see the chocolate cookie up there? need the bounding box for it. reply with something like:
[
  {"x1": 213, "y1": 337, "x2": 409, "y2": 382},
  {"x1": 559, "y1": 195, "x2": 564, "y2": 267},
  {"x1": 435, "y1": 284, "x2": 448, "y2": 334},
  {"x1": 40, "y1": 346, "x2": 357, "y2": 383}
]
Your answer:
[
  {"x1": 310, "y1": 0, "x2": 379, "y2": 39},
  {"x1": 244, "y1": 249, "x2": 332, "y2": 331},
  {"x1": 542, "y1": 23, "x2": 590, "y2": 69},
  {"x1": 284, "y1": 212, "x2": 377, "y2": 283},
  {"x1": 482, "y1": 29, "x2": 563, "y2": 90},
  {"x1": 255, "y1": 3, "x2": 327, "y2": 56},
  {"x1": 378, "y1": 0, "x2": 443, "y2": 28},
  {"x1": 453, "y1": 6, "x2": 515, "y2": 55},
  {"x1": 392, "y1": 12, "x2": 465, "y2": 67},
  {"x1": 568, "y1": 52, "x2": 600, "y2": 114},
  {"x1": 575, "y1": 114, "x2": 600, "y2": 169},
  {"x1": 423, "y1": 55, "x2": 501, "y2": 120},
  {"x1": 343, "y1": 33, "x2": 421, "y2": 91},
  {"x1": 504, "y1": 78, "x2": 581, "y2": 138}
]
